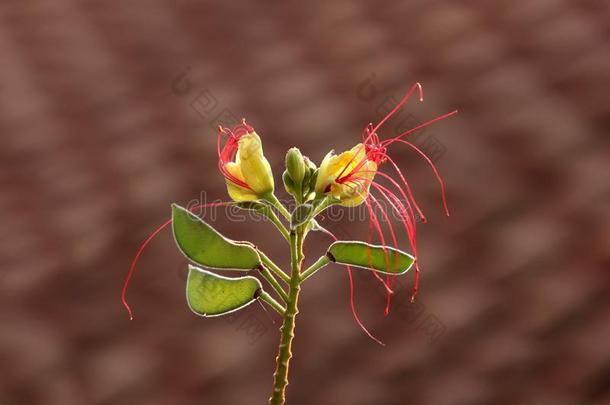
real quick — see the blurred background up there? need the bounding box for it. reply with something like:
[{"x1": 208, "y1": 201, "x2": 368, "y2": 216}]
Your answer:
[{"x1": 1, "y1": 1, "x2": 609, "y2": 404}]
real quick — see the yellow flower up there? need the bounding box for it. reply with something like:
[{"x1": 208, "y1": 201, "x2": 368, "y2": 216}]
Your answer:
[
  {"x1": 314, "y1": 143, "x2": 377, "y2": 207},
  {"x1": 220, "y1": 130, "x2": 274, "y2": 202}
]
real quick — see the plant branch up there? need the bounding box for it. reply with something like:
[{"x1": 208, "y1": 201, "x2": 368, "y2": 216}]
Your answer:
[
  {"x1": 259, "y1": 265, "x2": 289, "y2": 302},
  {"x1": 258, "y1": 290, "x2": 286, "y2": 314},
  {"x1": 264, "y1": 193, "x2": 292, "y2": 221},
  {"x1": 258, "y1": 251, "x2": 290, "y2": 283},
  {"x1": 259, "y1": 204, "x2": 290, "y2": 241},
  {"x1": 300, "y1": 255, "x2": 330, "y2": 282}
]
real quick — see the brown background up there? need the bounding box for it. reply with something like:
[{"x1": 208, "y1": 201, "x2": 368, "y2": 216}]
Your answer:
[{"x1": 1, "y1": 1, "x2": 609, "y2": 404}]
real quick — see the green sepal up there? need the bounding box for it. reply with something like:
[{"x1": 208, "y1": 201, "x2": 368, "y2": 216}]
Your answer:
[
  {"x1": 327, "y1": 241, "x2": 414, "y2": 274},
  {"x1": 290, "y1": 203, "x2": 314, "y2": 229},
  {"x1": 172, "y1": 204, "x2": 261, "y2": 270},
  {"x1": 282, "y1": 170, "x2": 296, "y2": 195},
  {"x1": 186, "y1": 265, "x2": 262, "y2": 317}
]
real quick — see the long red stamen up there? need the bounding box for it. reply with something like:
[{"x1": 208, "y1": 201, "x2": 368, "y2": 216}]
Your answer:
[
  {"x1": 381, "y1": 109, "x2": 458, "y2": 147},
  {"x1": 361, "y1": 191, "x2": 394, "y2": 296},
  {"x1": 121, "y1": 201, "x2": 234, "y2": 320},
  {"x1": 121, "y1": 218, "x2": 172, "y2": 320},
  {"x1": 335, "y1": 81, "x2": 420, "y2": 182},
  {"x1": 385, "y1": 138, "x2": 451, "y2": 216},
  {"x1": 317, "y1": 225, "x2": 384, "y2": 345},
  {"x1": 376, "y1": 168, "x2": 424, "y2": 223},
  {"x1": 368, "y1": 82, "x2": 424, "y2": 137},
  {"x1": 372, "y1": 182, "x2": 420, "y2": 301},
  {"x1": 339, "y1": 178, "x2": 394, "y2": 295},
  {"x1": 368, "y1": 192, "x2": 400, "y2": 315}
]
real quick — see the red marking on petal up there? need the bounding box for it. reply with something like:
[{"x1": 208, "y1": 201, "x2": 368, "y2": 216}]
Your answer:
[{"x1": 216, "y1": 119, "x2": 256, "y2": 190}]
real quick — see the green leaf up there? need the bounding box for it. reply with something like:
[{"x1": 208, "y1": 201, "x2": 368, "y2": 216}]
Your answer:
[
  {"x1": 186, "y1": 265, "x2": 262, "y2": 317},
  {"x1": 172, "y1": 204, "x2": 261, "y2": 270},
  {"x1": 327, "y1": 241, "x2": 415, "y2": 275}
]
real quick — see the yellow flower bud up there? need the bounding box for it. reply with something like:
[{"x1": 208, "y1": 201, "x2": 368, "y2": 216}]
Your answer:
[
  {"x1": 314, "y1": 143, "x2": 377, "y2": 207},
  {"x1": 219, "y1": 126, "x2": 274, "y2": 202}
]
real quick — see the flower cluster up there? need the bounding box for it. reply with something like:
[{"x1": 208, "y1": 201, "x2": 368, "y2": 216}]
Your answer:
[{"x1": 217, "y1": 83, "x2": 457, "y2": 311}]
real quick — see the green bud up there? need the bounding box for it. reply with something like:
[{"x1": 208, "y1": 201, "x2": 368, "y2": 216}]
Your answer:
[{"x1": 285, "y1": 148, "x2": 306, "y2": 185}]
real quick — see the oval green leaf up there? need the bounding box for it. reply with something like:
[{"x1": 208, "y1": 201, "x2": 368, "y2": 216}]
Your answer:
[
  {"x1": 186, "y1": 265, "x2": 262, "y2": 317},
  {"x1": 172, "y1": 204, "x2": 261, "y2": 270},
  {"x1": 327, "y1": 241, "x2": 414, "y2": 275}
]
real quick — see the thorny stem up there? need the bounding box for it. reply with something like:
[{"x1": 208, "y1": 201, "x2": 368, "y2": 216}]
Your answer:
[{"x1": 269, "y1": 227, "x2": 304, "y2": 405}]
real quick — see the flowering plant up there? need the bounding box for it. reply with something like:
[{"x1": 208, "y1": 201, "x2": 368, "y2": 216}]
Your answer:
[{"x1": 122, "y1": 83, "x2": 456, "y2": 404}]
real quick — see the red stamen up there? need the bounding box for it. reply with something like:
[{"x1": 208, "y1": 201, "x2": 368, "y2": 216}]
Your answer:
[
  {"x1": 381, "y1": 109, "x2": 458, "y2": 146},
  {"x1": 317, "y1": 225, "x2": 385, "y2": 346},
  {"x1": 361, "y1": 191, "x2": 394, "y2": 296},
  {"x1": 371, "y1": 182, "x2": 420, "y2": 301},
  {"x1": 368, "y1": 192, "x2": 400, "y2": 316},
  {"x1": 121, "y1": 201, "x2": 233, "y2": 320},
  {"x1": 339, "y1": 178, "x2": 394, "y2": 295},
  {"x1": 385, "y1": 139, "x2": 451, "y2": 217},
  {"x1": 368, "y1": 82, "x2": 424, "y2": 138}
]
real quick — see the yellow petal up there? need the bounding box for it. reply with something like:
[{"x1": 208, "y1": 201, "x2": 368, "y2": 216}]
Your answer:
[
  {"x1": 224, "y1": 162, "x2": 258, "y2": 201},
  {"x1": 315, "y1": 143, "x2": 377, "y2": 206},
  {"x1": 237, "y1": 132, "x2": 274, "y2": 195}
]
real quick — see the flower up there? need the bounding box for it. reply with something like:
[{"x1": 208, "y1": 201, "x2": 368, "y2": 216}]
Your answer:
[
  {"x1": 317, "y1": 83, "x2": 457, "y2": 308},
  {"x1": 315, "y1": 143, "x2": 378, "y2": 207},
  {"x1": 217, "y1": 120, "x2": 274, "y2": 201}
]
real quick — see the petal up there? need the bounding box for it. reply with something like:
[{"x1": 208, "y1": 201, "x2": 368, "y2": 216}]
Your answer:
[{"x1": 238, "y1": 132, "x2": 274, "y2": 195}]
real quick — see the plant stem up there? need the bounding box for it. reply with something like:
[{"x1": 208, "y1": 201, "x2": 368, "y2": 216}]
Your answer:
[
  {"x1": 265, "y1": 193, "x2": 292, "y2": 221},
  {"x1": 269, "y1": 228, "x2": 304, "y2": 405},
  {"x1": 259, "y1": 251, "x2": 290, "y2": 283},
  {"x1": 258, "y1": 290, "x2": 286, "y2": 314},
  {"x1": 259, "y1": 204, "x2": 290, "y2": 241},
  {"x1": 258, "y1": 265, "x2": 289, "y2": 302},
  {"x1": 300, "y1": 255, "x2": 330, "y2": 282}
]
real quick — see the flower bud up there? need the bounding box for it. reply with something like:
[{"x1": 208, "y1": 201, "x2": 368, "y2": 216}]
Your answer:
[
  {"x1": 219, "y1": 125, "x2": 275, "y2": 202},
  {"x1": 285, "y1": 147, "x2": 306, "y2": 186}
]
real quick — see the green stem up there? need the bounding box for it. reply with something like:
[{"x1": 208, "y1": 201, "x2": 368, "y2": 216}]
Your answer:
[
  {"x1": 300, "y1": 255, "x2": 330, "y2": 282},
  {"x1": 259, "y1": 251, "x2": 290, "y2": 284},
  {"x1": 259, "y1": 266, "x2": 289, "y2": 302},
  {"x1": 260, "y1": 204, "x2": 290, "y2": 241},
  {"x1": 258, "y1": 290, "x2": 286, "y2": 314},
  {"x1": 264, "y1": 193, "x2": 291, "y2": 221},
  {"x1": 269, "y1": 228, "x2": 303, "y2": 405}
]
